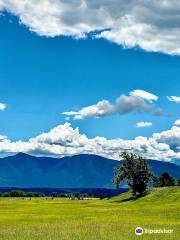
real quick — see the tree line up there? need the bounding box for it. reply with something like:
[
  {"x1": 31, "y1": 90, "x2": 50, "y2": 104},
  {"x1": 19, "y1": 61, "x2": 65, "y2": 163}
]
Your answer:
[
  {"x1": 0, "y1": 190, "x2": 45, "y2": 197},
  {"x1": 0, "y1": 190, "x2": 98, "y2": 199}
]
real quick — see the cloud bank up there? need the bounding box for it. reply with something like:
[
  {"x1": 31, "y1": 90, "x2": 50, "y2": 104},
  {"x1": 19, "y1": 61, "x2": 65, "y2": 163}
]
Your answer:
[
  {"x1": 63, "y1": 90, "x2": 157, "y2": 120},
  {"x1": 0, "y1": 122, "x2": 179, "y2": 162},
  {"x1": 1, "y1": 0, "x2": 180, "y2": 54}
]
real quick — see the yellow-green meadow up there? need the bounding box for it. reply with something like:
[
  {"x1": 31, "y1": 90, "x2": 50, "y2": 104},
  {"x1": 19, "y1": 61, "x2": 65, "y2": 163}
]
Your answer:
[{"x1": 0, "y1": 187, "x2": 179, "y2": 240}]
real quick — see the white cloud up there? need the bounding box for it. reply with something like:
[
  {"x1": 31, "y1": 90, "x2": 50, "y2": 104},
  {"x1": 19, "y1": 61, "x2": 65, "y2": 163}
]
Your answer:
[
  {"x1": 0, "y1": 135, "x2": 9, "y2": 142},
  {"x1": 174, "y1": 119, "x2": 180, "y2": 126},
  {"x1": 136, "y1": 122, "x2": 152, "y2": 128},
  {"x1": 63, "y1": 100, "x2": 114, "y2": 120},
  {"x1": 0, "y1": 122, "x2": 179, "y2": 162},
  {"x1": 167, "y1": 96, "x2": 180, "y2": 103},
  {"x1": 62, "y1": 91, "x2": 153, "y2": 120},
  {"x1": 130, "y1": 90, "x2": 158, "y2": 103},
  {"x1": 0, "y1": 103, "x2": 6, "y2": 111},
  {"x1": 116, "y1": 95, "x2": 150, "y2": 114},
  {"x1": 152, "y1": 126, "x2": 180, "y2": 149},
  {"x1": 1, "y1": 1, "x2": 180, "y2": 54}
]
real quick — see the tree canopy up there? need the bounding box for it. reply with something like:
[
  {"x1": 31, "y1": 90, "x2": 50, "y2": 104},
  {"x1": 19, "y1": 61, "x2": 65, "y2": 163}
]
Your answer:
[{"x1": 114, "y1": 152, "x2": 152, "y2": 197}]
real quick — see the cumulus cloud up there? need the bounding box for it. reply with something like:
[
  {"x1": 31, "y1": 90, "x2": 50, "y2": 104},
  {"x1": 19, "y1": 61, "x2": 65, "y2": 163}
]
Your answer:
[
  {"x1": 63, "y1": 100, "x2": 114, "y2": 120},
  {"x1": 1, "y1": 0, "x2": 180, "y2": 54},
  {"x1": 0, "y1": 122, "x2": 179, "y2": 162},
  {"x1": 152, "y1": 126, "x2": 180, "y2": 152},
  {"x1": 0, "y1": 135, "x2": 9, "y2": 142},
  {"x1": 167, "y1": 96, "x2": 180, "y2": 103},
  {"x1": 115, "y1": 94, "x2": 151, "y2": 114},
  {"x1": 130, "y1": 90, "x2": 158, "y2": 103},
  {"x1": 62, "y1": 90, "x2": 155, "y2": 120},
  {"x1": 136, "y1": 122, "x2": 152, "y2": 128},
  {"x1": 174, "y1": 119, "x2": 180, "y2": 126},
  {"x1": 0, "y1": 103, "x2": 6, "y2": 111}
]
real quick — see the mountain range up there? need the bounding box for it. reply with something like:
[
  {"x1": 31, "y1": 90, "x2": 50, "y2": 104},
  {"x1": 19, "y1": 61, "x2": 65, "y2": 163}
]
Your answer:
[{"x1": 0, "y1": 153, "x2": 179, "y2": 188}]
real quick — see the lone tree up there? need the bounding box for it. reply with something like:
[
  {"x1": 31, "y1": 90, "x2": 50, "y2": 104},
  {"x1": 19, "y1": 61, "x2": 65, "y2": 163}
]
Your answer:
[{"x1": 113, "y1": 152, "x2": 152, "y2": 197}]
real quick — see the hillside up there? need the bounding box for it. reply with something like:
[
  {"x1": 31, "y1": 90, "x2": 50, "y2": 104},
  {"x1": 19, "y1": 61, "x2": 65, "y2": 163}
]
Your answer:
[
  {"x1": 110, "y1": 186, "x2": 180, "y2": 204},
  {"x1": 0, "y1": 153, "x2": 179, "y2": 188}
]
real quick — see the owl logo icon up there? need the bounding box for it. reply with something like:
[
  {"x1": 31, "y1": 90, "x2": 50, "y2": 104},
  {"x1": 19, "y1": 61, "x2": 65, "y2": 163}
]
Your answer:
[{"x1": 135, "y1": 227, "x2": 143, "y2": 236}]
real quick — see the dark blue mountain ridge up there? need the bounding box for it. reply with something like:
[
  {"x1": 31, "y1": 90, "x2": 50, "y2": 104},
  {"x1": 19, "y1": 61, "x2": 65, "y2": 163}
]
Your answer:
[{"x1": 0, "y1": 153, "x2": 179, "y2": 188}]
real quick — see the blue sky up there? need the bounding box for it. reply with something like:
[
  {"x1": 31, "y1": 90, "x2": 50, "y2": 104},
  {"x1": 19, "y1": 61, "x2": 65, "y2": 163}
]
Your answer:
[
  {"x1": 0, "y1": 13, "x2": 179, "y2": 141},
  {"x1": 0, "y1": 3, "x2": 179, "y2": 161}
]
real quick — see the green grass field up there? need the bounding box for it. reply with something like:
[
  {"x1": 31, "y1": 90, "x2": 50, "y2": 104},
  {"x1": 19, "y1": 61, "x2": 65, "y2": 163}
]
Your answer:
[{"x1": 0, "y1": 187, "x2": 179, "y2": 240}]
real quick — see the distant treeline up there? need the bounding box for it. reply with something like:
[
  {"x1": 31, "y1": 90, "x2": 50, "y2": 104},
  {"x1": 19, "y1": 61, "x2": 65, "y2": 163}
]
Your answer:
[
  {"x1": 0, "y1": 188, "x2": 128, "y2": 198},
  {"x1": 0, "y1": 190, "x2": 117, "y2": 199},
  {"x1": 0, "y1": 190, "x2": 79, "y2": 198},
  {"x1": 0, "y1": 190, "x2": 45, "y2": 198},
  {"x1": 0, "y1": 190, "x2": 89, "y2": 198}
]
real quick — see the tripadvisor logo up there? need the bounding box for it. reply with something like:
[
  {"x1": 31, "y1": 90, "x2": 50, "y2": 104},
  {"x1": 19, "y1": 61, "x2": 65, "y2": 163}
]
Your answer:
[
  {"x1": 135, "y1": 227, "x2": 143, "y2": 236},
  {"x1": 135, "y1": 226, "x2": 173, "y2": 236}
]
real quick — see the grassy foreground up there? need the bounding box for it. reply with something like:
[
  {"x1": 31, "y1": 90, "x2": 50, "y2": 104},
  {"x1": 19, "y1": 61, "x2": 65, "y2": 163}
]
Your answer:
[{"x1": 0, "y1": 187, "x2": 179, "y2": 240}]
